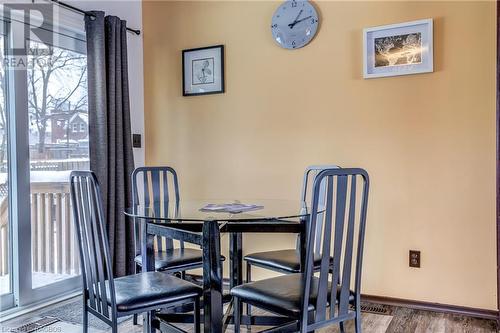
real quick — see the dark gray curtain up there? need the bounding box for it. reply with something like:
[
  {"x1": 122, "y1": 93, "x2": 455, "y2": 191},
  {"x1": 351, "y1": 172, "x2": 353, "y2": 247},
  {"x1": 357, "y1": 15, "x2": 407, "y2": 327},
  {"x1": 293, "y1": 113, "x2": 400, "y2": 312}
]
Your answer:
[{"x1": 85, "y1": 11, "x2": 135, "y2": 277}]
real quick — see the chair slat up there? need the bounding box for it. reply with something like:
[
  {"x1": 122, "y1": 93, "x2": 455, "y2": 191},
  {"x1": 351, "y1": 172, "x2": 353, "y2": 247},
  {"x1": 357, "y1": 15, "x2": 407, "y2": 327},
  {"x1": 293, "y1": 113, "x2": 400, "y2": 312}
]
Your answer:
[
  {"x1": 89, "y1": 184, "x2": 110, "y2": 318},
  {"x1": 339, "y1": 175, "x2": 357, "y2": 315},
  {"x1": 329, "y1": 175, "x2": 347, "y2": 318},
  {"x1": 314, "y1": 176, "x2": 328, "y2": 255},
  {"x1": 151, "y1": 171, "x2": 161, "y2": 204},
  {"x1": 81, "y1": 178, "x2": 102, "y2": 313},
  {"x1": 74, "y1": 178, "x2": 97, "y2": 311},
  {"x1": 143, "y1": 171, "x2": 150, "y2": 208},
  {"x1": 315, "y1": 175, "x2": 334, "y2": 321},
  {"x1": 163, "y1": 170, "x2": 170, "y2": 203}
]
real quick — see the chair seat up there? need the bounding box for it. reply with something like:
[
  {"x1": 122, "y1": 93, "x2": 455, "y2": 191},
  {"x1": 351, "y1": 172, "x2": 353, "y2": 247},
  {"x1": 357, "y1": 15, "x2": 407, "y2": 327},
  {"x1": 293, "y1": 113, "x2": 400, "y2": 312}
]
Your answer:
[
  {"x1": 135, "y1": 248, "x2": 203, "y2": 271},
  {"x1": 110, "y1": 271, "x2": 202, "y2": 313},
  {"x1": 244, "y1": 249, "x2": 330, "y2": 273},
  {"x1": 231, "y1": 274, "x2": 352, "y2": 318}
]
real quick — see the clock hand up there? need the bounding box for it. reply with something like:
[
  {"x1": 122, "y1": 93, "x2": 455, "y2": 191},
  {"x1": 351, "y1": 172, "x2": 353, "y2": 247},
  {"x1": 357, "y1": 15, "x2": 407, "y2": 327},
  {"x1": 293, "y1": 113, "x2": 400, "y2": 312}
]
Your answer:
[
  {"x1": 292, "y1": 9, "x2": 303, "y2": 23},
  {"x1": 289, "y1": 15, "x2": 313, "y2": 28},
  {"x1": 288, "y1": 9, "x2": 303, "y2": 28}
]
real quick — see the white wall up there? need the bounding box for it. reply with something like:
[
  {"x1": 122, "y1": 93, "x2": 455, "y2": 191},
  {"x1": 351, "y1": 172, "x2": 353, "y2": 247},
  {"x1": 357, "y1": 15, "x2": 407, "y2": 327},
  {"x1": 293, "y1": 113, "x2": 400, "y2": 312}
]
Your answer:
[{"x1": 67, "y1": 0, "x2": 145, "y2": 167}]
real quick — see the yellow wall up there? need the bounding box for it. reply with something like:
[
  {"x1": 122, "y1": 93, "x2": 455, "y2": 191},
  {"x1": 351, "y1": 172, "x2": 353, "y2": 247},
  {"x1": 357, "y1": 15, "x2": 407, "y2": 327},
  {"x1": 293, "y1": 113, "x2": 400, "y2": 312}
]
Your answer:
[{"x1": 143, "y1": 0, "x2": 497, "y2": 310}]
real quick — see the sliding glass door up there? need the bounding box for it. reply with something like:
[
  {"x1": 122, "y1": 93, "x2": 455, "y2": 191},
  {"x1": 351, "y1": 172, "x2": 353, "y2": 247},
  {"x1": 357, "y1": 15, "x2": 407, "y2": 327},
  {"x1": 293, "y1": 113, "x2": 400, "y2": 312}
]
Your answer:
[
  {"x1": 28, "y1": 40, "x2": 87, "y2": 292},
  {"x1": 0, "y1": 4, "x2": 88, "y2": 310},
  {"x1": 0, "y1": 32, "x2": 13, "y2": 310}
]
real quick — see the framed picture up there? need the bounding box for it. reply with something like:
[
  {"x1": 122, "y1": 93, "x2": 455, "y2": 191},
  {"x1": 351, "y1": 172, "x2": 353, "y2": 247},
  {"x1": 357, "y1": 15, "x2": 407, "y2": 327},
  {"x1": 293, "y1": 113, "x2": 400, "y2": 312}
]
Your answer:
[
  {"x1": 363, "y1": 19, "x2": 433, "y2": 79},
  {"x1": 182, "y1": 45, "x2": 225, "y2": 96}
]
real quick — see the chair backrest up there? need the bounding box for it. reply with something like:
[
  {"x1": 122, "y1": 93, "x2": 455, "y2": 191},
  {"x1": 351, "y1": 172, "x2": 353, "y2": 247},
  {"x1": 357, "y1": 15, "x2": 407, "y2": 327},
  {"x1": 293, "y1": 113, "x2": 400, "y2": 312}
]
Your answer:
[
  {"x1": 70, "y1": 171, "x2": 117, "y2": 324},
  {"x1": 299, "y1": 165, "x2": 340, "y2": 254},
  {"x1": 131, "y1": 166, "x2": 181, "y2": 253},
  {"x1": 300, "y1": 165, "x2": 340, "y2": 203},
  {"x1": 301, "y1": 168, "x2": 369, "y2": 331}
]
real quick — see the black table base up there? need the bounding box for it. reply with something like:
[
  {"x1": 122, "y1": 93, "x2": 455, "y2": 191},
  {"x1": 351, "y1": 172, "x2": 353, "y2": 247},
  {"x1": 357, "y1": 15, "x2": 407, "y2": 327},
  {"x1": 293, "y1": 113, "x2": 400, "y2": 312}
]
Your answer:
[{"x1": 140, "y1": 219, "x2": 306, "y2": 333}]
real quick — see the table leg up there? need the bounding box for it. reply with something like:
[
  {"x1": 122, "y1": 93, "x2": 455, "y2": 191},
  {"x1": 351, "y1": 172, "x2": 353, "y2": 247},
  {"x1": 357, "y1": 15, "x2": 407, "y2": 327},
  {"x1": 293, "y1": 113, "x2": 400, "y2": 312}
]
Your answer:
[
  {"x1": 141, "y1": 219, "x2": 155, "y2": 272},
  {"x1": 299, "y1": 217, "x2": 307, "y2": 273},
  {"x1": 229, "y1": 232, "x2": 243, "y2": 288},
  {"x1": 141, "y1": 220, "x2": 155, "y2": 333},
  {"x1": 202, "y1": 220, "x2": 223, "y2": 333},
  {"x1": 230, "y1": 233, "x2": 243, "y2": 331}
]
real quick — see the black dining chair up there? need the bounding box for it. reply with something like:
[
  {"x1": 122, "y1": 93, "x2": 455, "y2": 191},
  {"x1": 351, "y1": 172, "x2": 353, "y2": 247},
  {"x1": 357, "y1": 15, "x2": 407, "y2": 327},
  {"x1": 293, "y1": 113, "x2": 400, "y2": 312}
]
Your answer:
[
  {"x1": 70, "y1": 171, "x2": 202, "y2": 333},
  {"x1": 131, "y1": 166, "x2": 227, "y2": 325},
  {"x1": 131, "y1": 166, "x2": 205, "y2": 276},
  {"x1": 244, "y1": 165, "x2": 340, "y2": 274},
  {"x1": 244, "y1": 165, "x2": 339, "y2": 324},
  {"x1": 231, "y1": 168, "x2": 370, "y2": 332}
]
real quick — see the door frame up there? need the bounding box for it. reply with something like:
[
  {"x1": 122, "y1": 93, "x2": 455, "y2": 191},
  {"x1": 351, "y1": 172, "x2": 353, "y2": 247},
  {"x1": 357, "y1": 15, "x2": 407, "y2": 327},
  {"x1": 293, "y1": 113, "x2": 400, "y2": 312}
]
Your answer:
[
  {"x1": 496, "y1": 0, "x2": 499, "y2": 323},
  {"x1": 0, "y1": 8, "x2": 85, "y2": 310}
]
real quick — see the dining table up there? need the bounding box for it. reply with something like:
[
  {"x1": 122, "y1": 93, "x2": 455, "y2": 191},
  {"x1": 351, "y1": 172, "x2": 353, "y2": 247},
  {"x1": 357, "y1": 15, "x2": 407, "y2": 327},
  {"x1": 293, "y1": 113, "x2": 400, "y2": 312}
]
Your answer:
[{"x1": 125, "y1": 199, "x2": 311, "y2": 333}]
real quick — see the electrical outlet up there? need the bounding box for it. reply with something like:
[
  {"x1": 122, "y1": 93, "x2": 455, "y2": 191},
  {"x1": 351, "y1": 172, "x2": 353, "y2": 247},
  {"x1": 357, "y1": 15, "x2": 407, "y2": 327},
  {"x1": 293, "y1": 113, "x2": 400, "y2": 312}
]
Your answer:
[{"x1": 409, "y1": 250, "x2": 421, "y2": 268}]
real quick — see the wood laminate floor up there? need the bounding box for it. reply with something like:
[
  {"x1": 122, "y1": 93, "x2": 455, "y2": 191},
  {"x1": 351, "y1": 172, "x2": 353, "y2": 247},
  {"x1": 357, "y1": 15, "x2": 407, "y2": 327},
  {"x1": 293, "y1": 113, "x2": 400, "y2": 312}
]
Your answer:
[{"x1": 1, "y1": 300, "x2": 498, "y2": 333}]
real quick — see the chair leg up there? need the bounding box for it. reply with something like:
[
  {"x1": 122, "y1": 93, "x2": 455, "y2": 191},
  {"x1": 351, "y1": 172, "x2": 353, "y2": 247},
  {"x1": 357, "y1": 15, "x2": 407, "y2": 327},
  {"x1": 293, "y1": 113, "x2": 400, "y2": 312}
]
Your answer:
[
  {"x1": 133, "y1": 263, "x2": 140, "y2": 325},
  {"x1": 355, "y1": 313, "x2": 362, "y2": 333},
  {"x1": 142, "y1": 311, "x2": 152, "y2": 333},
  {"x1": 194, "y1": 297, "x2": 201, "y2": 333},
  {"x1": 307, "y1": 311, "x2": 315, "y2": 333},
  {"x1": 82, "y1": 304, "x2": 88, "y2": 333},
  {"x1": 339, "y1": 321, "x2": 345, "y2": 333},
  {"x1": 111, "y1": 322, "x2": 118, "y2": 333},
  {"x1": 355, "y1": 301, "x2": 362, "y2": 333},
  {"x1": 299, "y1": 317, "x2": 308, "y2": 333},
  {"x1": 246, "y1": 262, "x2": 251, "y2": 330},
  {"x1": 181, "y1": 270, "x2": 186, "y2": 280},
  {"x1": 234, "y1": 296, "x2": 241, "y2": 333}
]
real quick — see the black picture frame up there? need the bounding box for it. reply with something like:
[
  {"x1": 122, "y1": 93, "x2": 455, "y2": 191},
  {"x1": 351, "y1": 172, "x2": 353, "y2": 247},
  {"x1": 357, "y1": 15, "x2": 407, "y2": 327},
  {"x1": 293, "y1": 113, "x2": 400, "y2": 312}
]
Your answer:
[{"x1": 182, "y1": 45, "x2": 225, "y2": 96}]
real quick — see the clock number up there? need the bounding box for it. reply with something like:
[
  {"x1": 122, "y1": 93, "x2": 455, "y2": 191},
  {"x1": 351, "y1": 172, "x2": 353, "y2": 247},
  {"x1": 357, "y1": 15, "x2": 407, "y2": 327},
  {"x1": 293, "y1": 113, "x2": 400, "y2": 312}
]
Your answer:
[
  {"x1": 291, "y1": 1, "x2": 297, "y2": 7},
  {"x1": 272, "y1": 24, "x2": 278, "y2": 29},
  {"x1": 291, "y1": 40, "x2": 296, "y2": 46},
  {"x1": 311, "y1": 18, "x2": 316, "y2": 24}
]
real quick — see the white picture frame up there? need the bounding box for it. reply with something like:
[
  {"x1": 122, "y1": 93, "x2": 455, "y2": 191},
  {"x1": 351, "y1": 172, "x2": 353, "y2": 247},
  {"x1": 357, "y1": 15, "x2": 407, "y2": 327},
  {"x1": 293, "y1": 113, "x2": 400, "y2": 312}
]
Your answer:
[{"x1": 363, "y1": 19, "x2": 433, "y2": 79}]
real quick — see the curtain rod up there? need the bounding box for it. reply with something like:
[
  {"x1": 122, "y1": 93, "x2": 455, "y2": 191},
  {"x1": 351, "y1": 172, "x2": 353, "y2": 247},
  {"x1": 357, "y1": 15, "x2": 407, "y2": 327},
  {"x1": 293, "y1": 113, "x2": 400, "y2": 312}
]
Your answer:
[{"x1": 50, "y1": 0, "x2": 141, "y2": 35}]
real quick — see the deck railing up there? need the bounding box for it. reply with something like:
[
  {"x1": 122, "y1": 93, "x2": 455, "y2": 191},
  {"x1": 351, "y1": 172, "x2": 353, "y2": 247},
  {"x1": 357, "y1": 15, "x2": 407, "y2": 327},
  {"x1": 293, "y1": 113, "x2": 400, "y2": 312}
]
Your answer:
[
  {"x1": 0, "y1": 200, "x2": 7, "y2": 275},
  {"x1": 0, "y1": 181, "x2": 80, "y2": 277},
  {"x1": 31, "y1": 181, "x2": 80, "y2": 276}
]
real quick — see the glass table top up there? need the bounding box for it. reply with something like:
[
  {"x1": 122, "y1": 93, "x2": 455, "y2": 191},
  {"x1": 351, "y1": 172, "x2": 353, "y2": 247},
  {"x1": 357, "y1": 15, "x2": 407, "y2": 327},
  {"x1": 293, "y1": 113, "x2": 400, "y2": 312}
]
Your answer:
[{"x1": 125, "y1": 199, "x2": 309, "y2": 222}]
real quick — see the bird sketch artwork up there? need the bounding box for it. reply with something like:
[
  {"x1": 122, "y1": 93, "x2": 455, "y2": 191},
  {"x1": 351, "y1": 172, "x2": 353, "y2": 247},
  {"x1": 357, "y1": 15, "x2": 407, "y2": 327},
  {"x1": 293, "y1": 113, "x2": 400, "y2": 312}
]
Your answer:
[
  {"x1": 374, "y1": 33, "x2": 422, "y2": 67},
  {"x1": 192, "y1": 58, "x2": 215, "y2": 85}
]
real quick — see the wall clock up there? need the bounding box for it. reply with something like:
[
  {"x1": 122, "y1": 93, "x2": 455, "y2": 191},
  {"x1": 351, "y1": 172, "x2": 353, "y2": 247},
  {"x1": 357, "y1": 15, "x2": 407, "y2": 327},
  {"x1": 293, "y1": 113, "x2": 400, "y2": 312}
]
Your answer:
[{"x1": 271, "y1": 0, "x2": 319, "y2": 49}]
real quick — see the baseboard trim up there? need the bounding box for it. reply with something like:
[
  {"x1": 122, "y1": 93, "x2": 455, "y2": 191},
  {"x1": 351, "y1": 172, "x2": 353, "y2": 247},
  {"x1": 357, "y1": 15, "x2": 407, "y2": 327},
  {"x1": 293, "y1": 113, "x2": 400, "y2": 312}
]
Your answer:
[
  {"x1": 361, "y1": 294, "x2": 499, "y2": 321},
  {"x1": 186, "y1": 273, "x2": 498, "y2": 321}
]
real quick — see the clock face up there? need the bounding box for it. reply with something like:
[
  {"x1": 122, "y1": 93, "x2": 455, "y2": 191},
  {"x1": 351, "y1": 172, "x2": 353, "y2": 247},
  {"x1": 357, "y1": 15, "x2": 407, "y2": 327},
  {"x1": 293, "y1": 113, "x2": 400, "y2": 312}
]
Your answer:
[{"x1": 271, "y1": 0, "x2": 319, "y2": 49}]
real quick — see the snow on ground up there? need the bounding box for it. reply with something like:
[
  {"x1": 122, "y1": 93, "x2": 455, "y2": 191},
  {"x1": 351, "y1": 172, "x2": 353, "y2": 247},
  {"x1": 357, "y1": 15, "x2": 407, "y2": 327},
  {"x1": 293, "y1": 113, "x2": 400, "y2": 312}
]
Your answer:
[
  {"x1": 0, "y1": 170, "x2": 73, "y2": 185},
  {"x1": 0, "y1": 272, "x2": 76, "y2": 294}
]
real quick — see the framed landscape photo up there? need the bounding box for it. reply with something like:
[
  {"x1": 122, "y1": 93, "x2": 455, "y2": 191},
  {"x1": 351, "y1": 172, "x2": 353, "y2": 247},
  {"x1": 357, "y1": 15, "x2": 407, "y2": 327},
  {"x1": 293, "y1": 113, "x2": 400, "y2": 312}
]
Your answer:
[
  {"x1": 363, "y1": 19, "x2": 433, "y2": 79},
  {"x1": 182, "y1": 45, "x2": 225, "y2": 96}
]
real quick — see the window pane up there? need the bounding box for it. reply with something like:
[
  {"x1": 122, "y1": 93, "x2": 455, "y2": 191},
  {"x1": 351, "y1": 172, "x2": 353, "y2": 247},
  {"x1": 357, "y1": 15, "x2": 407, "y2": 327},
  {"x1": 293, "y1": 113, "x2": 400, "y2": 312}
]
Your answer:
[
  {"x1": 0, "y1": 35, "x2": 10, "y2": 296},
  {"x1": 28, "y1": 41, "x2": 88, "y2": 288}
]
